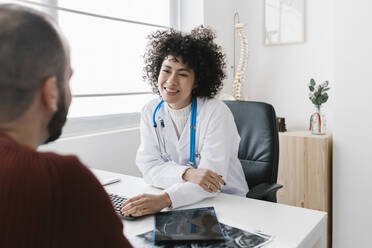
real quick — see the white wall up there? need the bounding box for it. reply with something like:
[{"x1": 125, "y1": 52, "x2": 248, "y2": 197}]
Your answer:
[
  {"x1": 179, "y1": 0, "x2": 203, "y2": 31},
  {"x1": 333, "y1": 0, "x2": 372, "y2": 247},
  {"x1": 40, "y1": 128, "x2": 142, "y2": 177},
  {"x1": 180, "y1": 0, "x2": 237, "y2": 95},
  {"x1": 182, "y1": 0, "x2": 334, "y2": 131},
  {"x1": 200, "y1": 0, "x2": 372, "y2": 247},
  {"x1": 203, "y1": 0, "x2": 237, "y2": 97},
  {"x1": 231, "y1": 0, "x2": 372, "y2": 247},
  {"x1": 236, "y1": 0, "x2": 334, "y2": 130}
]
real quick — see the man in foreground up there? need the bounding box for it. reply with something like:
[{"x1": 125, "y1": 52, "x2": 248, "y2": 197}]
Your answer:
[{"x1": 0, "y1": 4, "x2": 132, "y2": 247}]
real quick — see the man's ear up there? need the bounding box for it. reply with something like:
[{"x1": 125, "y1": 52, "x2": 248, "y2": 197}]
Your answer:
[{"x1": 41, "y1": 76, "x2": 58, "y2": 112}]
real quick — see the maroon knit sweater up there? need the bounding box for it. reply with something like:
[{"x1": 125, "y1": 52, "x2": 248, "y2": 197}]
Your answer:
[{"x1": 0, "y1": 133, "x2": 133, "y2": 248}]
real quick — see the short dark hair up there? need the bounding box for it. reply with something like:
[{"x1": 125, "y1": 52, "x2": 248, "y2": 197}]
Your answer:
[
  {"x1": 0, "y1": 4, "x2": 66, "y2": 122},
  {"x1": 143, "y1": 26, "x2": 226, "y2": 98}
]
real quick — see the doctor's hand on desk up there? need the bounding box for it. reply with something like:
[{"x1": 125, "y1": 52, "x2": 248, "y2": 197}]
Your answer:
[
  {"x1": 120, "y1": 193, "x2": 171, "y2": 217},
  {"x1": 182, "y1": 168, "x2": 226, "y2": 193}
]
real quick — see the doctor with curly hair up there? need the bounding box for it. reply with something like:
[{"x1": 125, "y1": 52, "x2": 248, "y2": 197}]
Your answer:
[{"x1": 121, "y1": 26, "x2": 248, "y2": 217}]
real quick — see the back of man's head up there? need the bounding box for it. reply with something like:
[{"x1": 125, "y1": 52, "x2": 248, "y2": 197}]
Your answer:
[{"x1": 0, "y1": 4, "x2": 66, "y2": 123}]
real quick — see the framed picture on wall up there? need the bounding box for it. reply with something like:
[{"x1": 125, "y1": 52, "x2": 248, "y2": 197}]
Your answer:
[{"x1": 264, "y1": 0, "x2": 305, "y2": 45}]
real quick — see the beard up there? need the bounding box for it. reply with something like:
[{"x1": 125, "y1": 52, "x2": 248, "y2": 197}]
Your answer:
[{"x1": 43, "y1": 89, "x2": 68, "y2": 144}]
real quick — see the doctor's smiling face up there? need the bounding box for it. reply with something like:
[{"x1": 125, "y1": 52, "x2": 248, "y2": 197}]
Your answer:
[{"x1": 158, "y1": 55, "x2": 195, "y2": 110}]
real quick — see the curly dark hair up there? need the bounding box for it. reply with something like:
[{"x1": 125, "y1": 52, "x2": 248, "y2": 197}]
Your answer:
[{"x1": 143, "y1": 25, "x2": 226, "y2": 98}]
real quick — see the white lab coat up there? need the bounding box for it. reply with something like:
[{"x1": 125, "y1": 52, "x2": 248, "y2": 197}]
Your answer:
[{"x1": 136, "y1": 97, "x2": 248, "y2": 208}]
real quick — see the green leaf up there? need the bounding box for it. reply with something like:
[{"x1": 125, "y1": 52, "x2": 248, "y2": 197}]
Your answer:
[
  {"x1": 310, "y1": 78, "x2": 316, "y2": 86},
  {"x1": 318, "y1": 94, "x2": 328, "y2": 104},
  {"x1": 309, "y1": 86, "x2": 314, "y2": 91},
  {"x1": 320, "y1": 95, "x2": 326, "y2": 104},
  {"x1": 323, "y1": 94, "x2": 329, "y2": 103}
]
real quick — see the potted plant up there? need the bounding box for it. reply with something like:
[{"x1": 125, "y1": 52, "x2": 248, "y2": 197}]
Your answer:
[{"x1": 308, "y1": 78, "x2": 330, "y2": 135}]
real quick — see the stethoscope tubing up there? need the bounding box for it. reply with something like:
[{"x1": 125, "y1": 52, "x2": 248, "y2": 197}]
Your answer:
[
  {"x1": 153, "y1": 99, "x2": 164, "y2": 128},
  {"x1": 189, "y1": 98, "x2": 197, "y2": 165},
  {"x1": 152, "y1": 98, "x2": 197, "y2": 166}
]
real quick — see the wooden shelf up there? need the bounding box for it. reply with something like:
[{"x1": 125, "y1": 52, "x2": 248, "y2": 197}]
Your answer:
[{"x1": 277, "y1": 130, "x2": 332, "y2": 247}]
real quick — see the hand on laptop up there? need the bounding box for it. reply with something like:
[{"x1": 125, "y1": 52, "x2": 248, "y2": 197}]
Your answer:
[{"x1": 121, "y1": 193, "x2": 172, "y2": 217}]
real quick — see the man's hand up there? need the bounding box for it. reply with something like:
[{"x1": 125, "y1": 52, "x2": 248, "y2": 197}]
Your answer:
[
  {"x1": 120, "y1": 193, "x2": 171, "y2": 217},
  {"x1": 182, "y1": 168, "x2": 225, "y2": 193}
]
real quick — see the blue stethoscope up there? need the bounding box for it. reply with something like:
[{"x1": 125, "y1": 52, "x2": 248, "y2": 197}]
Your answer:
[{"x1": 153, "y1": 98, "x2": 197, "y2": 166}]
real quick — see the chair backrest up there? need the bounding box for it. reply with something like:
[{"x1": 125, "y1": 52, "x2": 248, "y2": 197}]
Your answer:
[{"x1": 224, "y1": 101, "x2": 279, "y2": 189}]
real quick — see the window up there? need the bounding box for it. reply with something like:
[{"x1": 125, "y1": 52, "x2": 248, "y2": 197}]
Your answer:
[
  {"x1": 8, "y1": 0, "x2": 178, "y2": 118},
  {"x1": 57, "y1": 0, "x2": 173, "y2": 117}
]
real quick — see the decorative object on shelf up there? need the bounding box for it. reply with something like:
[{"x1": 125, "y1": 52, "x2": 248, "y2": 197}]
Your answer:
[
  {"x1": 232, "y1": 12, "x2": 248, "y2": 101},
  {"x1": 277, "y1": 117, "x2": 287, "y2": 132},
  {"x1": 264, "y1": 0, "x2": 305, "y2": 46},
  {"x1": 308, "y1": 78, "x2": 330, "y2": 135}
]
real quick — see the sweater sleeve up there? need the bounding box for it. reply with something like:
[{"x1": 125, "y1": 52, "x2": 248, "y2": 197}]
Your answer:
[{"x1": 51, "y1": 155, "x2": 133, "y2": 248}]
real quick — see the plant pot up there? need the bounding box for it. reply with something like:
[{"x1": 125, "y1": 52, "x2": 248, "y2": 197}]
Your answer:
[{"x1": 309, "y1": 106, "x2": 326, "y2": 135}]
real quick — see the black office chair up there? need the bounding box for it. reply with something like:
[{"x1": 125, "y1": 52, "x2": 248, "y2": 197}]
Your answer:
[{"x1": 224, "y1": 101, "x2": 283, "y2": 202}]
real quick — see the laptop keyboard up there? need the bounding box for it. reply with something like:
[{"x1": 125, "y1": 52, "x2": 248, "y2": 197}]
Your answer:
[
  {"x1": 109, "y1": 193, "x2": 137, "y2": 220},
  {"x1": 109, "y1": 193, "x2": 128, "y2": 214}
]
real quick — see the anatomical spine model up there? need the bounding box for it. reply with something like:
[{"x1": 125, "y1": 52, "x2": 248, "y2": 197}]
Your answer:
[{"x1": 232, "y1": 23, "x2": 248, "y2": 101}]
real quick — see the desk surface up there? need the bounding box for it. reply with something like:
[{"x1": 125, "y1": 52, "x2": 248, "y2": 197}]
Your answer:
[{"x1": 93, "y1": 169, "x2": 327, "y2": 248}]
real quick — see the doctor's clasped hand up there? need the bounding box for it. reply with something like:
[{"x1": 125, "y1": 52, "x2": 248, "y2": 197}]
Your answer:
[{"x1": 182, "y1": 168, "x2": 226, "y2": 193}]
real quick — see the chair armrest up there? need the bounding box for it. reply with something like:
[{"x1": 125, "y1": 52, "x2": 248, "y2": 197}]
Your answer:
[{"x1": 246, "y1": 183, "x2": 283, "y2": 201}]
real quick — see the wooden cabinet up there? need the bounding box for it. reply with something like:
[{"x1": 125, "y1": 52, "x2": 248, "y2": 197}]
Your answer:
[{"x1": 277, "y1": 130, "x2": 332, "y2": 247}]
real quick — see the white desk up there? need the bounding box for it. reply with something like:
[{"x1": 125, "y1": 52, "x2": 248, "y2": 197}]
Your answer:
[{"x1": 93, "y1": 169, "x2": 327, "y2": 248}]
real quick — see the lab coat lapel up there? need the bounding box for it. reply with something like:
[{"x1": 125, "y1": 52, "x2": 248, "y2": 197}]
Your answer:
[
  {"x1": 177, "y1": 116, "x2": 190, "y2": 151},
  {"x1": 160, "y1": 105, "x2": 178, "y2": 150},
  {"x1": 162, "y1": 103, "x2": 189, "y2": 165}
]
